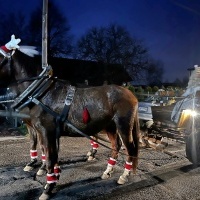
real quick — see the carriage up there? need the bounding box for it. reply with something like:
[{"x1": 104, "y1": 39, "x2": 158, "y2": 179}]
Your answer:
[{"x1": 138, "y1": 65, "x2": 200, "y2": 165}]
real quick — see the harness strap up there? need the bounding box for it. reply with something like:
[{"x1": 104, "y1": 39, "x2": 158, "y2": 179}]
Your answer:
[
  {"x1": 32, "y1": 77, "x2": 54, "y2": 98},
  {"x1": 60, "y1": 86, "x2": 76, "y2": 122},
  {"x1": 16, "y1": 75, "x2": 48, "y2": 84},
  {"x1": 15, "y1": 77, "x2": 54, "y2": 111},
  {"x1": 31, "y1": 97, "x2": 59, "y2": 118},
  {"x1": 65, "y1": 121, "x2": 136, "y2": 158},
  {"x1": 11, "y1": 67, "x2": 48, "y2": 108},
  {"x1": 18, "y1": 89, "x2": 138, "y2": 159},
  {"x1": 30, "y1": 97, "x2": 62, "y2": 152}
]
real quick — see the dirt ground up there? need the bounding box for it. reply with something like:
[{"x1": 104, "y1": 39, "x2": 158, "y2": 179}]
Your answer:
[{"x1": 0, "y1": 123, "x2": 194, "y2": 200}]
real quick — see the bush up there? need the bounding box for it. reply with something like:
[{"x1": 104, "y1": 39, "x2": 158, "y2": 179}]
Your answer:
[
  {"x1": 128, "y1": 85, "x2": 135, "y2": 94},
  {"x1": 145, "y1": 86, "x2": 152, "y2": 93},
  {"x1": 152, "y1": 86, "x2": 159, "y2": 93}
]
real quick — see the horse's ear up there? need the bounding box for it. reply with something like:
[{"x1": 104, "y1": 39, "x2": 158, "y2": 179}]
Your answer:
[{"x1": 18, "y1": 46, "x2": 40, "y2": 57}]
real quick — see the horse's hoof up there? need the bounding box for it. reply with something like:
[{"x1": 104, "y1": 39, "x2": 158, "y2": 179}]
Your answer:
[
  {"x1": 87, "y1": 151, "x2": 92, "y2": 157},
  {"x1": 155, "y1": 141, "x2": 168, "y2": 150},
  {"x1": 23, "y1": 165, "x2": 33, "y2": 172},
  {"x1": 101, "y1": 170, "x2": 113, "y2": 179},
  {"x1": 37, "y1": 169, "x2": 46, "y2": 176},
  {"x1": 39, "y1": 192, "x2": 50, "y2": 200},
  {"x1": 23, "y1": 159, "x2": 37, "y2": 172},
  {"x1": 156, "y1": 144, "x2": 166, "y2": 150},
  {"x1": 87, "y1": 156, "x2": 96, "y2": 161},
  {"x1": 117, "y1": 175, "x2": 128, "y2": 184}
]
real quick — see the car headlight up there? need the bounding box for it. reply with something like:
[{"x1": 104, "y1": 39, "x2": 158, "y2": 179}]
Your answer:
[{"x1": 184, "y1": 109, "x2": 197, "y2": 117}]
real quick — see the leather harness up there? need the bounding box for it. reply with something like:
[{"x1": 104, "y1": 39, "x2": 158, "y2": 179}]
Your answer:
[{"x1": 0, "y1": 51, "x2": 132, "y2": 156}]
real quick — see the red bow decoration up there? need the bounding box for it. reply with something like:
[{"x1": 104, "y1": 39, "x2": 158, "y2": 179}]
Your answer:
[{"x1": 82, "y1": 108, "x2": 90, "y2": 124}]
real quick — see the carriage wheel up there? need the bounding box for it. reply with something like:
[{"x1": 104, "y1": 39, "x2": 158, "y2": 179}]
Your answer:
[{"x1": 186, "y1": 131, "x2": 200, "y2": 165}]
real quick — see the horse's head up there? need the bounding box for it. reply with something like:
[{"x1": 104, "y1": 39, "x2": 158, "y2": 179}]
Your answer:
[
  {"x1": 0, "y1": 44, "x2": 40, "y2": 90},
  {"x1": 0, "y1": 48, "x2": 13, "y2": 86},
  {"x1": 0, "y1": 35, "x2": 21, "y2": 83}
]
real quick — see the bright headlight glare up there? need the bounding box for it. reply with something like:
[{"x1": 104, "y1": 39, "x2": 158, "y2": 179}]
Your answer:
[{"x1": 184, "y1": 109, "x2": 197, "y2": 117}]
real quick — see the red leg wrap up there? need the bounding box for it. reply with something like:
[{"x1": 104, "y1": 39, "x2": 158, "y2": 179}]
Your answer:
[
  {"x1": 42, "y1": 154, "x2": 46, "y2": 162},
  {"x1": 92, "y1": 142, "x2": 99, "y2": 149},
  {"x1": 54, "y1": 166, "x2": 61, "y2": 176},
  {"x1": 124, "y1": 161, "x2": 132, "y2": 171},
  {"x1": 90, "y1": 140, "x2": 94, "y2": 146},
  {"x1": 30, "y1": 150, "x2": 38, "y2": 159},
  {"x1": 46, "y1": 173, "x2": 57, "y2": 184},
  {"x1": 108, "y1": 158, "x2": 116, "y2": 166}
]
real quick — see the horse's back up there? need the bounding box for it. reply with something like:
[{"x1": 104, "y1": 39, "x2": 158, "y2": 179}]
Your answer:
[{"x1": 77, "y1": 84, "x2": 138, "y2": 105}]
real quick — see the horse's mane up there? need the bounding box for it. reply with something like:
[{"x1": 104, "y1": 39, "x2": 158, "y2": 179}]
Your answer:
[{"x1": 14, "y1": 46, "x2": 41, "y2": 77}]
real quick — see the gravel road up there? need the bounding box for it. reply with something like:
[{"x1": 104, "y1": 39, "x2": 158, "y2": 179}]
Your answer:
[{"x1": 0, "y1": 129, "x2": 199, "y2": 200}]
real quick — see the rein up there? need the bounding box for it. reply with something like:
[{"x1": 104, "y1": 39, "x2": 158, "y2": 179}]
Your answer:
[
  {"x1": 65, "y1": 121, "x2": 141, "y2": 159},
  {"x1": 15, "y1": 75, "x2": 49, "y2": 84}
]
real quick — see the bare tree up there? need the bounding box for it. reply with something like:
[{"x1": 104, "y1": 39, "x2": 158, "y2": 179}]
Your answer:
[
  {"x1": 0, "y1": 12, "x2": 27, "y2": 44},
  {"x1": 0, "y1": 1, "x2": 73, "y2": 58},
  {"x1": 76, "y1": 24, "x2": 149, "y2": 80},
  {"x1": 146, "y1": 59, "x2": 164, "y2": 85},
  {"x1": 26, "y1": 0, "x2": 73, "y2": 57}
]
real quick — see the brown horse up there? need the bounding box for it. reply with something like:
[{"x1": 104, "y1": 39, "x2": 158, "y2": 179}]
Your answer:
[{"x1": 0, "y1": 47, "x2": 140, "y2": 200}]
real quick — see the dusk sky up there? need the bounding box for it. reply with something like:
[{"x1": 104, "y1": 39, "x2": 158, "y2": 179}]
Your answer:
[{"x1": 1, "y1": 0, "x2": 200, "y2": 82}]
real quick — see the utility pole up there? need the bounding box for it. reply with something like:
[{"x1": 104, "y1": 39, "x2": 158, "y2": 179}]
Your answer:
[{"x1": 42, "y1": 0, "x2": 48, "y2": 69}]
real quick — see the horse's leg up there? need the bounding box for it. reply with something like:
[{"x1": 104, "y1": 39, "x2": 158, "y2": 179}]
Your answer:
[
  {"x1": 38, "y1": 121, "x2": 60, "y2": 200},
  {"x1": 117, "y1": 115, "x2": 139, "y2": 185},
  {"x1": 101, "y1": 132, "x2": 122, "y2": 179},
  {"x1": 34, "y1": 124, "x2": 47, "y2": 176},
  {"x1": 40, "y1": 142, "x2": 60, "y2": 200},
  {"x1": 37, "y1": 145, "x2": 47, "y2": 176},
  {"x1": 87, "y1": 136, "x2": 99, "y2": 161},
  {"x1": 23, "y1": 124, "x2": 38, "y2": 172}
]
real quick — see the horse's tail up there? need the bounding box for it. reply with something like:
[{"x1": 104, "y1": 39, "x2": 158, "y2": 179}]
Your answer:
[
  {"x1": 55, "y1": 119, "x2": 61, "y2": 152},
  {"x1": 132, "y1": 109, "x2": 140, "y2": 173},
  {"x1": 56, "y1": 136, "x2": 60, "y2": 152}
]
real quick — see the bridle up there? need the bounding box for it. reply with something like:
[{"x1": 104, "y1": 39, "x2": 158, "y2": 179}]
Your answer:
[
  {"x1": 0, "y1": 49, "x2": 13, "y2": 68},
  {"x1": 0, "y1": 49, "x2": 49, "y2": 85}
]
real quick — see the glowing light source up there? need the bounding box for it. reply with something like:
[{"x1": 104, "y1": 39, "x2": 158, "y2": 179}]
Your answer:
[{"x1": 184, "y1": 109, "x2": 197, "y2": 117}]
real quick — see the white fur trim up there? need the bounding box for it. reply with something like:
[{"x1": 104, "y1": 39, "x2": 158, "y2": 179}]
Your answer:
[{"x1": 19, "y1": 46, "x2": 39, "y2": 57}]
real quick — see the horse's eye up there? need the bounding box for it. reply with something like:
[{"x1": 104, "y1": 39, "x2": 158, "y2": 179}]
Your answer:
[{"x1": 0, "y1": 56, "x2": 4, "y2": 63}]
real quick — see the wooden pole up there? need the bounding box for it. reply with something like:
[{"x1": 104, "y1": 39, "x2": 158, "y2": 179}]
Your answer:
[{"x1": 42, "y1": 0, "x2": 48, "y2": 68}]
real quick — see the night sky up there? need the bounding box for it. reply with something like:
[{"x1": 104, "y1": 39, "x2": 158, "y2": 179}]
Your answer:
[{"x1": 1, "y1": 0, "x2": 200, "y2": 82}]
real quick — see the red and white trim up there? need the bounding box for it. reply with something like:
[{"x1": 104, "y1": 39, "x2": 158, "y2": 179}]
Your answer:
[
  {"x1": 41, "y1": 154, "x2": 46, "y2": 162},
  {"x1": 0, "y1": 46, "x2": 10, "y2": 53},
  {"x1": 46, "y1": 173, "x2": 57, "y2": 184},
  {"x1": 90, "y1": 140, "x2": 99, "y2": 149},
  {"x1": 108, "y1": 157, "x2": 116, "y2": 166},
  {"x1": 30, "y1": 150, "x2": 38, "y2": 159},
  {"x1": 54, "y1": 166, "x2": 61, "y2": 176},
  {"x1": 124, "y1": 161, "x2": 132, "y2": 171}
]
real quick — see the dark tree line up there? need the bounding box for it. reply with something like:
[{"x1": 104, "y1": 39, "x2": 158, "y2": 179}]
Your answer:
[{"x1": 0, "y1": 0, "x2": 165, "y2": 85}]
